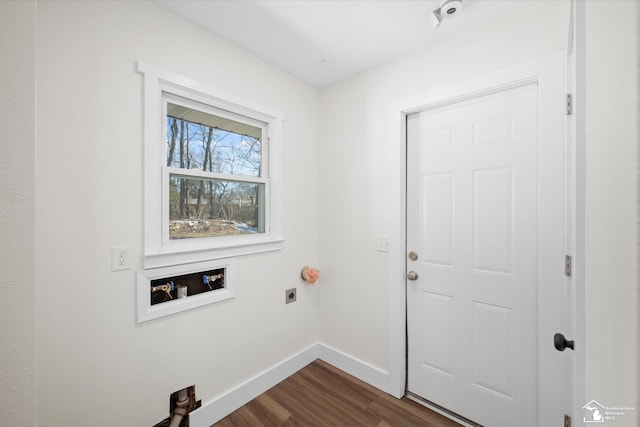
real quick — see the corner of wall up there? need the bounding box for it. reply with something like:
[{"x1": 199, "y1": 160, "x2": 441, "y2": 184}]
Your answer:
[{"x1": 0, "y1": 1, "x2": 37, "y2": 426}]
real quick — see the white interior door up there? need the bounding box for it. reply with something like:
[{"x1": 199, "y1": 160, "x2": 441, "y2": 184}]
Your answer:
[{"x1": 406, "y1": 79, "x2": 568, "y2": 426}]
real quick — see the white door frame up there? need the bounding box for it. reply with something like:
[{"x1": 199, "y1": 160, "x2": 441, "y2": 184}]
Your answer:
[{"x1": 386, "y1": 50, "x2": 583, "y2": 423}]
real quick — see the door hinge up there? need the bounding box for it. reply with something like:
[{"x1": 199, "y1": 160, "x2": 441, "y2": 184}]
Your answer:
[
  {"x1": 564, "y1": 414, "x2": 572, "y2": 427},
  {"x1": 565, "y1": 255, "x2": 572, "y2": 277},
  {"x1": 566, "y1": 94, "x2": 573, "y2": 115}
]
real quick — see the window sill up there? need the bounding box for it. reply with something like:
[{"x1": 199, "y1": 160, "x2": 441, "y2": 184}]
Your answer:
[{"x1": 143, "y1": 239, "x2": 284, "y2": 270}]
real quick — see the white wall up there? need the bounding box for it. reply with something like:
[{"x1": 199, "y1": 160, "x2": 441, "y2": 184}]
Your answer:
[
  {"x1": 319, "y1": 0, "x2": 571, "y2": 371},
  {"x1": 35, "y1": 1, "x2": 319, "y2": 425},
  {"x1": 0, "y1": 1, "x2": 36, "y2": 426},
  {"x1": 319, "y1": 0, "x2": 639, "y2": 420},
  {"x1": 3, "y1": 0, "x2": 637, "y2": 425},
  {"x1": 584, "y1": 0, "x2": 639, "y2": 420}
]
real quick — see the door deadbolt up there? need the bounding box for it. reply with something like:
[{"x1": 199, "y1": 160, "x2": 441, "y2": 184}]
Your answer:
[
  {"x1": 408, "y1": 251, "x2": 418, "y2": 261},
  {"x1": 407, "y1": 271, "x2": 419, "y2": 281}
]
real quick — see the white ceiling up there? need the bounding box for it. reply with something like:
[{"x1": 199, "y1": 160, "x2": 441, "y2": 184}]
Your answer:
[{"x1": 153, "y1": 0, "x2": 532, "y2": 88}]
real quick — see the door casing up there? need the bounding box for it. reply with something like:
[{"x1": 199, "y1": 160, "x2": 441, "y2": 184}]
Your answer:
[{"x1": 386, "y1": 50, "x2": 579, "y2": 424}]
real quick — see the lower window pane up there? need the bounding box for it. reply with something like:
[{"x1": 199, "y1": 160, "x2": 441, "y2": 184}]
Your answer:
[{"x1": 169, "y1": 175, "x2": 265, "y2": 239}]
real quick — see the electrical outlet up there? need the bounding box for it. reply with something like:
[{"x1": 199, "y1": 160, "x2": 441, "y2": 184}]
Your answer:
[
  {"x1": 111, "y1": 245, "x2": 131, "y2": 271},
  {"x1": 285, "y1": 288, "x2": 297, "y2": 304}
]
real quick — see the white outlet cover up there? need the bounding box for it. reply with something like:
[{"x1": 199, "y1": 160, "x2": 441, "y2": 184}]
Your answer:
[{"x1": 111, "y1": 245, "x2": 131, "y2": 271}]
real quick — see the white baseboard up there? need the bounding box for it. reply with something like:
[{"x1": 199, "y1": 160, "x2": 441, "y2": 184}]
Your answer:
[
  {"x1": 316, "y1": 342, "x2": 390, "y2": 394},
  {"x1": 189, "y1": 343, "x2": 319, "y2": 427},
  {"x1": 189, "y1": 342, "x2": 391, "y2": 427}
]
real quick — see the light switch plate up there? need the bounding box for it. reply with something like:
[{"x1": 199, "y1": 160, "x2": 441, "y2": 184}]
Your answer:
[{"x1": 377, "y1": 235, "x2": 389, "y2": 252}]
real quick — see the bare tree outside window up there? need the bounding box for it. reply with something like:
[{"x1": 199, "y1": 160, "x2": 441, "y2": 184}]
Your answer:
[{"x1": 166, "y1": 102, "x2": 265, "y2": 239}]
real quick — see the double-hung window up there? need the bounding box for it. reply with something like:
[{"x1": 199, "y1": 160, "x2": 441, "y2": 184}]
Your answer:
[{"x1": 139, "y1": 63, "x2": 283, "y2": 268}]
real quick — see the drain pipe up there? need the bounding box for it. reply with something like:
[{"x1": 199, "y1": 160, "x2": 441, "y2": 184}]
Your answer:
[{"x1": 169, "y1": 388, "x2": 189, "y2": 427}]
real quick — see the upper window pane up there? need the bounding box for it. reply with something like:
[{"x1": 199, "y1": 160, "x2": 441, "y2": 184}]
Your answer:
[{"x1": 166, "y1": 101, "x2": 263, "y2": 177}]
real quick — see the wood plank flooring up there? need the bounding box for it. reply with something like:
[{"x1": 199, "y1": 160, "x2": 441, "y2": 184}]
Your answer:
[{"x1": 212, "y1": 360, "x2": 461, "y2": 427}]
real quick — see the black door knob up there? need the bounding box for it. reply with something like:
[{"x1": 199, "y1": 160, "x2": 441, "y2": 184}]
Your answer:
[{"x1": 554, "y1": 333, "x2": 574, "y2": 351}]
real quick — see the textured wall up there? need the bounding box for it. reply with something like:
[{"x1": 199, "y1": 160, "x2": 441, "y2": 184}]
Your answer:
[
  {"x1": 584, "y1": 0, "x2": 639, "y2": 420},
  {"x1": 35, "y1": 2, "x2": 319, "y2": 425},
  {"x1": 0, "y1": 1, "x2": 37, "y2": 426}
]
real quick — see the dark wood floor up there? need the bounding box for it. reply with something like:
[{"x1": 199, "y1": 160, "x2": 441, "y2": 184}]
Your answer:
[{"x1": 213, "y1": 360, "x2": 461, "y2": 427}]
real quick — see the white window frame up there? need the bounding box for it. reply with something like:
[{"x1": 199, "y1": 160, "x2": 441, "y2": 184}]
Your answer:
[{"x1": 138, "y1": 62, "x2": 283, "y2": 269}]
